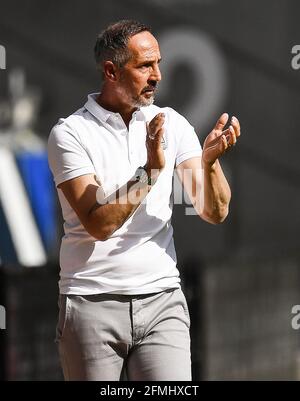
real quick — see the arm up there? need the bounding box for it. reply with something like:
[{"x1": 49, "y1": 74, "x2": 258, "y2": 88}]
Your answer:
[
  {"x1": 176, "y1": 113, "x2": 241, "y2": 224},
  {"x1": 58, "y1": 173, "x2": 149, "y2": 241},
  {"x1": 58, "y1": 113, "x2": 166, "y2": 241}
]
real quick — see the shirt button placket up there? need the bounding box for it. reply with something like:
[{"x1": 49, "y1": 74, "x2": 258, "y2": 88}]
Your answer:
[{"x1": 128, "y1": 123, "x2": 134, "y2": 164}]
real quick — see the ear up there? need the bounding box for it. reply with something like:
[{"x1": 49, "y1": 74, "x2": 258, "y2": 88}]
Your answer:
[{"x1": 103, "y1": 61, "x2": 118, "y2": 82}]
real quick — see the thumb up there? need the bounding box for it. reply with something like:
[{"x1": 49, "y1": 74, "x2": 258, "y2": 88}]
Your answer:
[{"x1": 214, "y1": 113, "x2": 229, "y2": 131}]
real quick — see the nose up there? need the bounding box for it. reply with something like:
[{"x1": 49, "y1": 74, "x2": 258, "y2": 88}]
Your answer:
[{"x1": 149, "y1": 64, "x2": 162, "y2": 83}]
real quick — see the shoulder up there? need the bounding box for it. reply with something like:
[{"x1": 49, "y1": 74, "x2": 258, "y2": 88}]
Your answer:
[{"x1": 48, "y1": 107, "x2": 90, "y2": 144}]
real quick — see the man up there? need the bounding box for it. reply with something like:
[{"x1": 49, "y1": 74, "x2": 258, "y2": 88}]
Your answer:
[{"x1": 48, "y1": 20, "x2": 240, "y2": 381}]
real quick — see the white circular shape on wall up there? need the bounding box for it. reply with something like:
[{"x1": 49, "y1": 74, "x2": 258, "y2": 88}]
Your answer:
[{"x1": 157, "y1": 28, "x2": 228, "y2": 134}]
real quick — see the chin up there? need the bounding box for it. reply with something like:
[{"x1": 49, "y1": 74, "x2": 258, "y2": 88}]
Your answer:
[{"x1": 133, "y1": 95, "x2": 154, "y2": 108}]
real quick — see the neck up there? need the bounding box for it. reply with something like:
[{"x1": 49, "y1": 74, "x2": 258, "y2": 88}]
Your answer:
[{"x1": 96, "y1": 85, "x2": 137, "y2": 128}]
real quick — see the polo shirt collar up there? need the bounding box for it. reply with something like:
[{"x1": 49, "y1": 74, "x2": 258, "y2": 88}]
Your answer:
[
  {"x1": 84, "y1": 92, "x2": 147, "y2": 123},
  {"x1": 84, "y1": 93, "x2": 112, "y2": 123}
]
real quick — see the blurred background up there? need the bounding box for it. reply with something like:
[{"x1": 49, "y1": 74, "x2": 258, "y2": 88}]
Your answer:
[{"x1": 0, "y1": 0, "x2": 300, "y2": 380}]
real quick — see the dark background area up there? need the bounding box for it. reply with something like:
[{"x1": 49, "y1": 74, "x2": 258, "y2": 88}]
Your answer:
[{"x1": 0, "y1": 0, "x2": 300, "y2": 380}]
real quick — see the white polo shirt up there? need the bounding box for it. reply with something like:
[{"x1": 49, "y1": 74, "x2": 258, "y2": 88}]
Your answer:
[{"x1": 48, "y1": 93, "x2": 202, "y2": 295}]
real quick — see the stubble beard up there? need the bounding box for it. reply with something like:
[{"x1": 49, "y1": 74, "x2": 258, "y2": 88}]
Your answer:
[
  {"x1": 131, "y1": 93, "x2": 155, "y2": 108},
  {"x1": 118, "y1": 70, "x2": 157, "y2": 108}
]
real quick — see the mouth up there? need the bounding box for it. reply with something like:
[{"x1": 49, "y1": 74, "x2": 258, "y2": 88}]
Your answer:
[
  {"x1": 142, "y1": 86, "x2": 156, "y2": 95},
  {"x1": 143, "y1": 90, "x2": 154, "y2": 97}
]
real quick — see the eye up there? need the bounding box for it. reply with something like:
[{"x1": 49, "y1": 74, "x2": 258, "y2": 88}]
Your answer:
[{"x1": 139, "y1": 63, "x2": 151, "y2": 69}]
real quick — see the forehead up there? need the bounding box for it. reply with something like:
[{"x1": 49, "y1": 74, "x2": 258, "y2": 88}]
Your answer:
[{"x1": 127, "y1": 31, "x2": 161, "y2": 61}]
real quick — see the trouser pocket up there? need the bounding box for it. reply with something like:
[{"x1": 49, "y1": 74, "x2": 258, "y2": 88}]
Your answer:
[{"x1": 55, "y1": 294, "x2": 71, "y2": 343}]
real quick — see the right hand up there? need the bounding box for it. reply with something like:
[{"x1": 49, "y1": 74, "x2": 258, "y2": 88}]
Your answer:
[
  {"x1": 202, "y1": 113, "x2": 240, "y2": 168},
  {"x1": 145, "y1": 113, "x2": 166, "y2": 177}
]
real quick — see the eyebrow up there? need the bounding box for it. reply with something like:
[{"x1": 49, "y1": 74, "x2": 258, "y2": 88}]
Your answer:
[{"x1": 139, "y1": 57, "x2": 162, "y2": 64}]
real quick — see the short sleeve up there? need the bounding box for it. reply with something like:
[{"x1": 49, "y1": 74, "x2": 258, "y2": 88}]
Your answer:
[
  {"x1": 175, "y1": 114, "x2": 202, "y2": 167},
  {"x1": 48, "y1": 123, "x2": 95, "y2": 187}
]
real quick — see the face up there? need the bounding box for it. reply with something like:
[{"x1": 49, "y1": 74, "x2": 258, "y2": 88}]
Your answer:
[{"x1": 116, "y1": 31, "x2": 162, "y2": 108}]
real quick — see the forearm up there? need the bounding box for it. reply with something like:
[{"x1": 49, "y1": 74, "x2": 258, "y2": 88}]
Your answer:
[
  {"x1": 201, "y1": 159, "x2": 231, "y2": 224},
  {"x1": 86, "y1": 178, "x2": 151, "y2": 241}
]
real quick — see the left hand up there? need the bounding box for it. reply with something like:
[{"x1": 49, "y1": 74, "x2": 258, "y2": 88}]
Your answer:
[{"x1": 202, "y1": 113, "x2": 241, "y2": 167}]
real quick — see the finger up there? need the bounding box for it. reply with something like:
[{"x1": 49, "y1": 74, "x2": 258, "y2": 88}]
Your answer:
[
  {"x1": 227, "y1": 126, "x2": 237, "y2": 146},
  {"x1": 231, "y1": 116, "x2": 241, "y2": 137},
  {"x1": 149, "y1": 113, "x2": 165, "y2": 129},
  {"x1": 221, "y1": 127, "x2": 231, "y2": 145},
  {"x1": 224, "y1": 126, "x2": 237, "y2": 149},
  {"x1": 156, "y1": 126, "x2": 164, "y2": 141},
  {"x1": 222, "y1": 127, "x2": 230, "y2": 138},
  {"x1": 150, "y1": 127, "x2": 164, "y2": 146},
  {"x1": 231, "y1": 126, "x2": 237, "y2": 145},
  {"x1": 146, "y1": 121, "x2": 156, "y2": 140},
  {"x1": 214, "y1": 113, "x2": 229, "y2": 132},
  {"x1": 148, "y1": 115, "x2": 165, "y2": 140},
  {"x1": 146, "y1": 121, "x2": 155, "y2": 138},
  {"x1": 221, "y1": 134, "x2": 229, "y2": 152}
]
